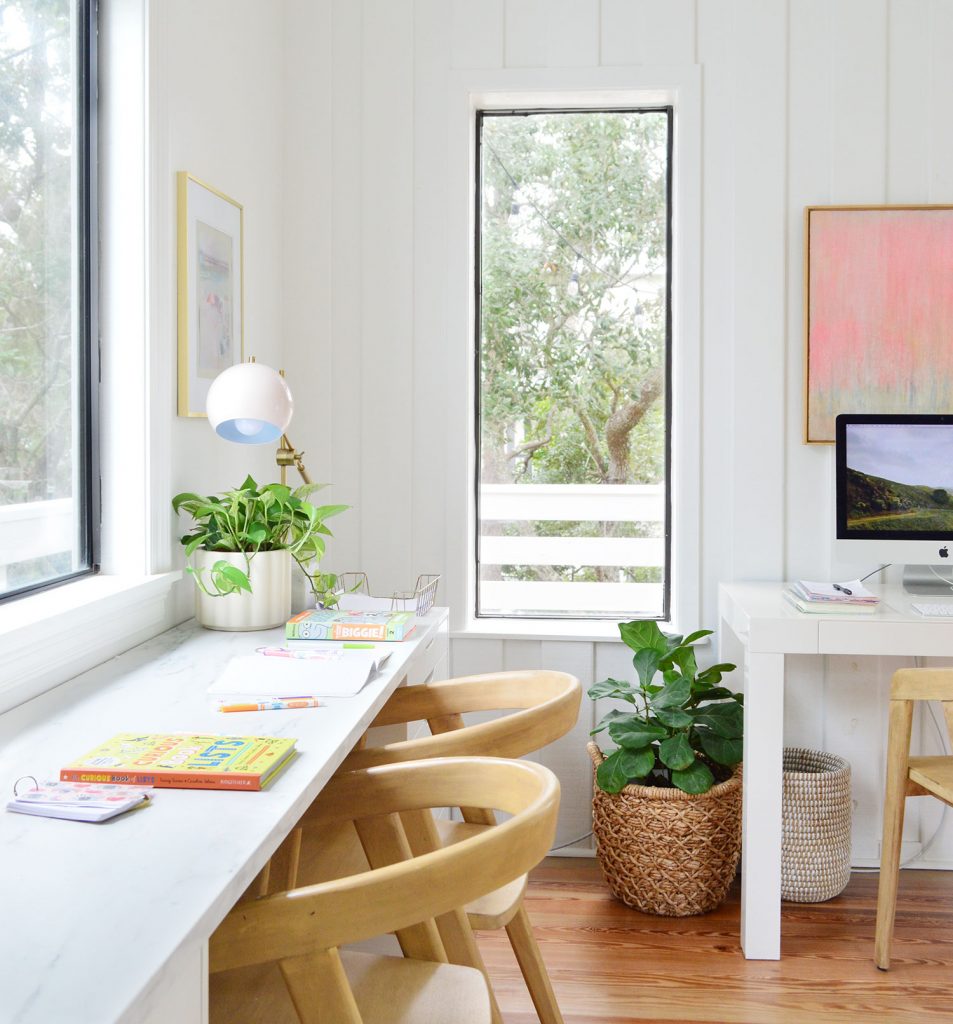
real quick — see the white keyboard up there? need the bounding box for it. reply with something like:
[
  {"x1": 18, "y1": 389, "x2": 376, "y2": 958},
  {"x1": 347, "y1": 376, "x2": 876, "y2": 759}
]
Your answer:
[{"x1": 911, "y1": 602, "x2": 953, "y2": 617}]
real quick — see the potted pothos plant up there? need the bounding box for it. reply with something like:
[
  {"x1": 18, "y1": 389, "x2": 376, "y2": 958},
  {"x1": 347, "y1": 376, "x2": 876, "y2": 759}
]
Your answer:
[
  {"x1": 172, "y1": 475, "x2": 347, "y2": 631},
  {"x1": 586, "y1": 620, "x2": 744, "y2": 916}
]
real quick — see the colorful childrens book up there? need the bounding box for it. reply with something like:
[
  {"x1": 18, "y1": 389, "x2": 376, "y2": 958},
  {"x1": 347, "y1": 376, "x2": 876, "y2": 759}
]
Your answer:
[
  {"x1": 286, "y1": 609, "x2": 416, "y2": 642},
  {"x1": 60, "y1": 733, "x2": 297, "y2": 791}
]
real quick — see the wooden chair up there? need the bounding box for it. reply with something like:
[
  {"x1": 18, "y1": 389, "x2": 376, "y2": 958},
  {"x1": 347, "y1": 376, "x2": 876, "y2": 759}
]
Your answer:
[
  {"x1": 875, "y1": 667, "x2": 953, "y2": 970},
  {"x1": 294, "y1": 669, "x2": 581, "y2": 1024},
  {"x1": 210, "y1": 756, "x2": 560, "y2": 1024}
]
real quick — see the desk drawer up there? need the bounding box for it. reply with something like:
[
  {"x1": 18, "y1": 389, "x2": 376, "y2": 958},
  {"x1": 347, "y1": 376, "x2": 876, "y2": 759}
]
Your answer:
[{"x1": 408, "y1": 619, "x2": 448, "y2": 685}]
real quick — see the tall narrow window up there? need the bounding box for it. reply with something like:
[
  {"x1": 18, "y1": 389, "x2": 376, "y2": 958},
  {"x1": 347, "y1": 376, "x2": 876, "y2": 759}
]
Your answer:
[
  {"x1": 0, "y1": 0, "x2": 97, "y2": 600},
  {"x1": 476, "y1": 108, "x2": 672, "y2": 620}
]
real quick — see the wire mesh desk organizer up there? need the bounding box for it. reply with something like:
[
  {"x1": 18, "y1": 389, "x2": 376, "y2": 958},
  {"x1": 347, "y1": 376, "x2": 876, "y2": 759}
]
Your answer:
[{"x1": 335, "y1": 573, "x2": 440, "y2": 615}]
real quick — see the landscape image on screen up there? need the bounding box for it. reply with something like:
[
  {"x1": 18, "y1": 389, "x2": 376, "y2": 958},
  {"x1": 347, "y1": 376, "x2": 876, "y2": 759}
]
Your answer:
[{"x1": 845, "y1": 423, "x2": 953, "y2": 533}]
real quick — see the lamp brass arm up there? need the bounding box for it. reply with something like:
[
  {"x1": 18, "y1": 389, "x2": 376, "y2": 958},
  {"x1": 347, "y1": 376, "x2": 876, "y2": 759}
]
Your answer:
[{"x1": 276, "y1": 434, "x2": 312, "y2": 486}]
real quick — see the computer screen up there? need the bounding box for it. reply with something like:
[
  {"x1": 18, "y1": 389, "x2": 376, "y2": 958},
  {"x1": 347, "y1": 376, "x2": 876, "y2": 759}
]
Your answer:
[{"x1": 835, "y1": 414, "x2": 953, "y2": 581}]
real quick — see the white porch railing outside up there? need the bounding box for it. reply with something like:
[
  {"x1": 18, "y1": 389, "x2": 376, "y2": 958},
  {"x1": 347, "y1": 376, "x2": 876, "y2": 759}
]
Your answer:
[
  {"x1": 479, "y1": 483, "x2": 666, "y2": 616},
  {"x1": 0, "y1": 498, "x2": 75, "y2": 588}
]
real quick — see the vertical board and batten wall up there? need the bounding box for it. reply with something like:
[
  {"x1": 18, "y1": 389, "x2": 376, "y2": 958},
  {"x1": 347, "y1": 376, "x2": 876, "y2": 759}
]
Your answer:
[{"x1": 283, "y1": 0, "x2": 953, "y2": 863}]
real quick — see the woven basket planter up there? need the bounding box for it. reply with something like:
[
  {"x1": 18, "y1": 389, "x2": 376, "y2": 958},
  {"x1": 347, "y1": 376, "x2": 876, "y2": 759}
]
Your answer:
[
  {"x1": 588, "y1": 742, "x2": 743, "y2": 916},
  {"x1": 781, "y1": 747, "x2": 851, "y2": 903}
]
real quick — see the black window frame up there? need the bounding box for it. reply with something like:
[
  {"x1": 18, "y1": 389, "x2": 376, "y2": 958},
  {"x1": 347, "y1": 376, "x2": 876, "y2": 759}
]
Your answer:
[
  {"x1": 473, "y1": 105, "x2": 674, "y2": 622},
  {"x1": 1, "y1": 0, "x2": 100, "y2": 603}
]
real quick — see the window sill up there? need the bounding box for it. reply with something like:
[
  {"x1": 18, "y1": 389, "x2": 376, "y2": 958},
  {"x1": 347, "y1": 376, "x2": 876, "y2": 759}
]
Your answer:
[
  {"x1": 0, "y1": 571, "x2": 183, "y2": 713},
  {"x1": 452, "y1": 618, "x2": 625, "y2": 642}
]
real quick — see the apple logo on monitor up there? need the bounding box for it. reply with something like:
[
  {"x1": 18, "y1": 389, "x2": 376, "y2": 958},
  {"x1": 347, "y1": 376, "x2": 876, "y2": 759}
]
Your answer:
[{"x1": 941, "y1": 547, "x2": 949, "y2": 559}]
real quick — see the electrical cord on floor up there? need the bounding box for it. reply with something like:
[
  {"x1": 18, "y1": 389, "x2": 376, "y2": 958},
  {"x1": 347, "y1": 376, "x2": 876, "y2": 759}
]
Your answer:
[{"x1": 549, "y1": 830, "x2": 594, "y2": 853}]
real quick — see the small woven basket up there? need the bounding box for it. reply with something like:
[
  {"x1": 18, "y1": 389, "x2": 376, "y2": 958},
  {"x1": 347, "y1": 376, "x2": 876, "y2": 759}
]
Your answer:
[
  {"x1": 588, "y1": 742, "x2": 743, "y2": 916},
  {"x1": 781, "y1": 747, "x2": 851, "y2": 903}
]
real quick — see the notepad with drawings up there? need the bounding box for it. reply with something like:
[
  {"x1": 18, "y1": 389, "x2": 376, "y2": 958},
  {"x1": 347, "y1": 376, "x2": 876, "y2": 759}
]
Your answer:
[{"x1": 208, "y1": 646, "x2": 393, "y2": 703}]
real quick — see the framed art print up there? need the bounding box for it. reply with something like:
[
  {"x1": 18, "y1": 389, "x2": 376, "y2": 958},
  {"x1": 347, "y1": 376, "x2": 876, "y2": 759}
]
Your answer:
[
  {"x1": 804, "y1": 205, "x2": 953, "y2": 443},
  {"x1": 177, "y1": 172, "x2": 244, "y2": 417}
]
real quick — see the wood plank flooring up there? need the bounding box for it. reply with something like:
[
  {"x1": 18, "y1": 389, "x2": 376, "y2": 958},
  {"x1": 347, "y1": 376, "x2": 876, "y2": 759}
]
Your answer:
[{"x1": 475, "y1": 859, "x2": 953, "y2": 1024}]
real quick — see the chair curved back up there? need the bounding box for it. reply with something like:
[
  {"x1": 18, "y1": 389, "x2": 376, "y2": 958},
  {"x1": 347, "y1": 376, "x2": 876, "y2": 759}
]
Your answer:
[
  {"x1": 341, "y1": 670, "x2": 581, "y2": 772},
  {"x1": 210, "y1": 756, "x2": 560, "y2": 974}
]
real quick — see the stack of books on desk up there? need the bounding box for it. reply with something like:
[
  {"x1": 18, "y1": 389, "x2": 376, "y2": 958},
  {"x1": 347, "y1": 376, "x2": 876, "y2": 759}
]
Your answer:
[{"x1": 784, "y1": 579, "x2": 881, "y2": 614}]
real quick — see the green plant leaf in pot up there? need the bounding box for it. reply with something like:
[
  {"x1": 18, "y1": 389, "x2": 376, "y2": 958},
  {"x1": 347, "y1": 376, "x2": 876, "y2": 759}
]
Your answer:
[
  {"x1": 596, "y1": 746, "x2": 655, "y2": 794},
  {"x1": 590, "y1": 618, "x2": 740, "y2": 796}
]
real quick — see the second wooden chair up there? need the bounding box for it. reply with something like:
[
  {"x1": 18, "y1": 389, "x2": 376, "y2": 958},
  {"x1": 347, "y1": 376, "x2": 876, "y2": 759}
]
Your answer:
[{"x1": 875, "y1": 667, "x2": 953, "y2": 970}]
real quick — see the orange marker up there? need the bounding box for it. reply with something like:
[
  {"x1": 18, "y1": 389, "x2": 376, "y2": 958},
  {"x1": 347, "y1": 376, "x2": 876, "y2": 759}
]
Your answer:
[{"x1": 218, "y1": 698, "x2": 322, "y2": 712}]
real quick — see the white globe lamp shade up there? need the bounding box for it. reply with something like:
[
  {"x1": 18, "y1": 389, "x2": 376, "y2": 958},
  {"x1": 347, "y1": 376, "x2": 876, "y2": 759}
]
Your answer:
[{"x1": 206, "y1": 362, "x2": 293, "y2": 444}]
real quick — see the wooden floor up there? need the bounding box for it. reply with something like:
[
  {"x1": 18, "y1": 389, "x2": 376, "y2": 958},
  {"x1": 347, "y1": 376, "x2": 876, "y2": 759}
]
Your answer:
[{"x1": 475, "y1": 859, "x2": 953, "y2": 1024}]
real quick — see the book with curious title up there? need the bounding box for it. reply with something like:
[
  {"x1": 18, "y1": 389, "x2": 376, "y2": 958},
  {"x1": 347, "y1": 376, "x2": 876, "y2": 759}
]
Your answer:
[{"x1": 60, "y1": 733, "x2": 297, "y2": 791}]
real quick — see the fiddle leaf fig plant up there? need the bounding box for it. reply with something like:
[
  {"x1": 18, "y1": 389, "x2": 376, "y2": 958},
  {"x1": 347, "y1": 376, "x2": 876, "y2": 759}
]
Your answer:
[
  {"x1": 172, "y1": 475, "x2": 348, "y2": 603},
  {"x1": 588, "y1": 620, "x2": 742, "y2": 796}
]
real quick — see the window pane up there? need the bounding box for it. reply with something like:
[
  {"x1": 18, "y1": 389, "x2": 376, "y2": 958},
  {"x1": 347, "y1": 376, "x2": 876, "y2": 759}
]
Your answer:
[
  {"x1": 477, "y1": 109, "x2": 671, "y2": 619},
  {"x1": 0, "y1": 0, "x2": 93, "y2": 598}
]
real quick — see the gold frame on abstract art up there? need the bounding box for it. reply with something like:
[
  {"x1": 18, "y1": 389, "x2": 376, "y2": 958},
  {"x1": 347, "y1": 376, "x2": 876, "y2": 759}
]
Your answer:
[
  {"x1": 177, "y1": 172, "x2": 245, "y2": 417},
  {"x1": 810, "y1": 206, "x2": 953, "y2": 444}
]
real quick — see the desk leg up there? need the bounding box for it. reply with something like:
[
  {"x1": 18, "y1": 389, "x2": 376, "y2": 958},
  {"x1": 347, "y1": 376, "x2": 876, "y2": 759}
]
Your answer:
[{"x1": 740, "y1": 650, "x2": 784, "y2": 960}]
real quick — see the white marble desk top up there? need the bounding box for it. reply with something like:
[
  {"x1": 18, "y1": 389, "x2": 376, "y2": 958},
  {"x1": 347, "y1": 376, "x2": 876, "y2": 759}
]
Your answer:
[{"x1": 0, "y1": 610, "x2": 447, "y2": 1024}]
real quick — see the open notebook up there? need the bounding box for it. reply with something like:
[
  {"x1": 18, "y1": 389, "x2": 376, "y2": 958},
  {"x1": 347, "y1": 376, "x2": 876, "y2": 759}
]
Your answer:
[{"x1": 208, "y1": 646, "x2": 393, "y2": 704}]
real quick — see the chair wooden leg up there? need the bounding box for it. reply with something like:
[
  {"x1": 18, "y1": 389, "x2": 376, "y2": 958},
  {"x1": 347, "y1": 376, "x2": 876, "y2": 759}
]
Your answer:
[
  {"x1": 875, "y1": 699, "x2": 914, "y2": 970},
  {"x1": 505, "y1": 903, "x2": 564, "y2": 1024},
  {"x1": 280, "y1": 948, "x2": 363, "y2": 1024}
]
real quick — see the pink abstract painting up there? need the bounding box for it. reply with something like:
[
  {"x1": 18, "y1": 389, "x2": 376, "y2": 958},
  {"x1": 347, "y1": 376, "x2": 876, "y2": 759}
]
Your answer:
[{"x1": 806, "y1": 206, "x2": 953, "y2": 442}]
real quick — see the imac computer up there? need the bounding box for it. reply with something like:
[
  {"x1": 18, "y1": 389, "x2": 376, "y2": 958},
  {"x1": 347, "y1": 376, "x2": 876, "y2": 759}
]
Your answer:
[{"x1": 835, "y1": 413, "x2": 953, "y2": 595}]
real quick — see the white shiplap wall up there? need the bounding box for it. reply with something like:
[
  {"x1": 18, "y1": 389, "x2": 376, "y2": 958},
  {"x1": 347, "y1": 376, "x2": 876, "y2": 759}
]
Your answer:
[{"x1": 283, "y1": 0, "x2": 953, "y2": 863}]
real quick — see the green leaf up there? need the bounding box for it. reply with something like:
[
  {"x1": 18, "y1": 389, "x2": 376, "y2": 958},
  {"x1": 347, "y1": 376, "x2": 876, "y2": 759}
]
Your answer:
[
  {"x1": 690, "y1": 685, "x2": 736, "y2": 703},
  {"x1": 680, "y1": 629, "x2": 713, "y2": 645},
  {"x1": 691, "y1": 701, "x2": 744, "y2": 738},
  {"x1": 659, "y1": 733, "x2": 695, "y2": 771},
  {"x1": 672, "y1": 760, "x2": 715, "y2": 794},
  {"x1": 590, "y1": 708, "x2": 630, "y2": 736},
  {"x1": 171, "y1": 492, "x2": 203, "y2": 514},
  {"x1": 607, "y1": 716, "x2": 667, "y2": 749},
  {"x1": 246, "y1": 522, "x2": 269, "y2": 544},
  {"x1": 239, "y1": 474, "x2": 258, "y2": 492},
  {"x1": 695, "y1": 663, "x2": 737, "y2": 686},
  {"x1": 216, "y1": 562, "x2": 252, "y2": 593},
  {"x1": 587, "y1": 678, "x2": 637, "y2": 702},
  {"x1": 263, "y1": 483, "x2": 292, "y2": 503},
  {"x1": 668, "y1": 646, "x2": 697, "y2": 679},
  {"x1": 698, "y1": 731, "x2": 743, "y2": 766},
  {"x1": 632, "y1": 648, "x2": 661, "y2": 689},
  {"x1": 619, "y1": 620, "x2": 668, "y2": 653},
  {"x1": 650, "y1": 675, "x2": 691, "y2": 710},
  {"x1": 312, "y1": 503, "x2": 349, "y2": 520},
  {"x1": 654, "y1": 706, "x2": 692, "y2": 729},
  {"x1": 595, "y1": 746, "x2": 655, "y2": 793}
]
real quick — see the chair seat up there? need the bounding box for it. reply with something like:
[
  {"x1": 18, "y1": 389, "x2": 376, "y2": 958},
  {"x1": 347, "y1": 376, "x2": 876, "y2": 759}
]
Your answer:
[
  {"x1": 435, "y1": 819, "x2": 527, "y2": 929},
  {"x1": 342, "y1": 950, "x2": 492, "y2": 1024},
  {"x1": 210, "y1": 952, "x2": 492, "y2": 1024},
  {"x1": 908, "y1": 756, "x2": 953, "y2": 803}
]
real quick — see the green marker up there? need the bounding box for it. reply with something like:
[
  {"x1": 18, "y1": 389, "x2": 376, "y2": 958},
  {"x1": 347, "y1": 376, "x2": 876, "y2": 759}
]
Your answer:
[{"x1": 343, "y1": 642, "x2": 375, "y2": 649}]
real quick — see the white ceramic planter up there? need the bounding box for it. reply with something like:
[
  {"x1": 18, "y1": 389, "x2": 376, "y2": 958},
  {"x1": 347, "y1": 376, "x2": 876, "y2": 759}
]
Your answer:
[{"x1": 193, "y1": 549, "x2": 292, "y2": 631}]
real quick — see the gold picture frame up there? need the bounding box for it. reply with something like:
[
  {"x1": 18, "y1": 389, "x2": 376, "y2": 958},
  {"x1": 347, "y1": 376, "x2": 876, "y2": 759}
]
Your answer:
[{"x1": 177, "y1": 172, "x2": 244, "y2": 417}]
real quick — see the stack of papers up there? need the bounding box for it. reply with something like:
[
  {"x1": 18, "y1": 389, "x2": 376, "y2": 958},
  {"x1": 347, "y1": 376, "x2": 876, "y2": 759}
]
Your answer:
[
  {"x1": 785, "y1": 579, "x2": 880, "y2": 615},
  {"x1": 7, "y1": 780, "x2": 151, "y2": 822},
  {"x1": 208, "y1": 645, "x2": 393, "y2": 704}
]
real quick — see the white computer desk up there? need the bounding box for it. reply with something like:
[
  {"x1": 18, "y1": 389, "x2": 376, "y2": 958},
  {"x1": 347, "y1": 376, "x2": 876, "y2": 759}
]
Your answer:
[
  {"x1": 719, "y1": 581, "x2": 953, "y2": 960},
  {"x1": 0, "y1": 609, "x2": 448, "y2": 1024}
]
